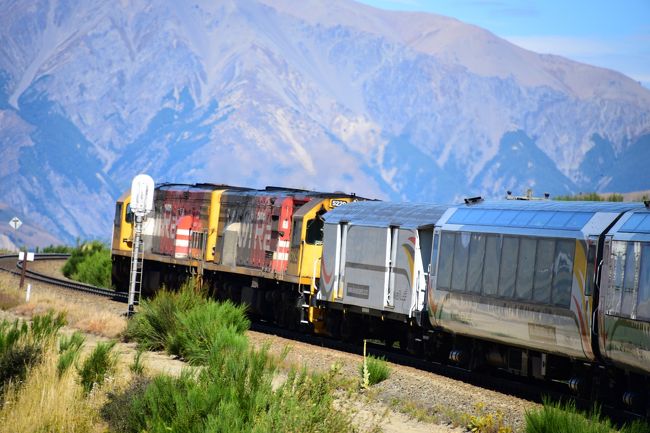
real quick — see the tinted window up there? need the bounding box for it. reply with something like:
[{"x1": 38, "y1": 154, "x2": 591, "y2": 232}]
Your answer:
[
  {"x1": 305, "y1": 217, "x2": 324, "y2": 245},
  {"x1": 637, "y1": 243, "x2": 650, "y2": 320},
  {"x1": 498, "y1": 237, "x2": 519, "y2": 298},
  {"x1": 621, "y1": 214, "x2": 645, "y2": 232},
  {"x1": 552, "y1": 239, "x2": 575, "y2": 307},
  {"x1": 479, "y1": 210, "x2": 502, "y2": 224},
  {"x1": 516, "y1": 238, "x2": 536, "y2": 300},
  {"x1": 467, "y1": 233, "x2": 486, "y2": 293},
  {"x1": 437, "y1": 232, "x2": 455, "y2": 290},
  {"x1": 114, "y1": 203, "x2": 123, "y2": 226},
  {"x1": 533, "y1": 239, "x2": 555, "y2": 303},
  {"x1": 483, "y1": 235, "x2": 500, "y2": 295},
  {"x1": 547, "y1": 212, "x2": 572, "y2": 229},
  {"x1": 529, "y1": 212, "x2": 553, "y2": 227},
  {"x1": 451, "y1": 232, "x2": 470, "y2": 291},
  {"x1": 607, "y1": 241, "x2": 626, "y2": 314},
  {"x1": 638, "y1": 215, "x2": 650, "y2": 232},
  {"x1": 567, "y1": 212, "x2": 591, "y2": 229},
  {"x1": 511, "y1": 211, "x2": 535, "y2": 226},
  {"x1": 621, "y1": 242, "x2": 638, "y2": 316},
  {"x1": 495, "y1": 210, "x2": 518, "y2": 225}
]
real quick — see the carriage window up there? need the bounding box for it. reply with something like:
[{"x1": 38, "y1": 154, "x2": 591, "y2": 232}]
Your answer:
[
  {"x1": 621, "y1": 242, "x2": 639, "y2": 317},
  {"x1": 516, "y1": 238, "x2": 536, "y2": 300},
  {"x1": 467, "y1": 233, "x2": 486, "y2": 293},
  {"x1": 437, "y1": 232, "x2": 455, "y2": 290},
  {"x1": 552, "y1": 239, "x2": 575, "y2": 307},
  {"x1": 483, "y1": 235, "x2": 500, "y2": 295},
  {"x1": 451, "y1": 232, "x2": 470, "y2": 291},
  {"x1": 498, "y1": 237, "x2": 519, "y2": 298},
  {"x1": 607, "y1": 241, "x2": 627, "y2": 314},
  {"x1": 533, "y1": 239, "x2": 555, "y2": 303},
  {"x1": 637, "y1": 244, "x2": 650, "y2": 320},
  {"x1": 586, "y1": 242, "x2": 597, "y2": 296}
]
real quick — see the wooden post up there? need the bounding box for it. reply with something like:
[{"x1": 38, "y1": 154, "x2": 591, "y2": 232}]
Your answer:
[{"x1": 19, "y1": 249, "x2": 27, "y2": 290}]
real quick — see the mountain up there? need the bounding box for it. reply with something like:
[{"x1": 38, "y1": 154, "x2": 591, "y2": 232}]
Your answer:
[{"x1": 1, "y1": 0, "x2": 649, "y2": 243}]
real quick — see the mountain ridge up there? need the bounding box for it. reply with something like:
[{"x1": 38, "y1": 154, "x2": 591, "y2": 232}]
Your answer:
[{"x1": 0, "y1": 0, "x2": 648, "y2": 244}]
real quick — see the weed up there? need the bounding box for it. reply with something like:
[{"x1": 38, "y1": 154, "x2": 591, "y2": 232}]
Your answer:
[
  {"x1": 467, "y1": 402, "x2": 512, "y2": 433},
  {"x1": 129, "y1": 348, "x2": 145, "y2": 376},
  {"x1": 57, "y1": 332, "x2": 85, "y2": 376},
  {"x1": 525, "y1": 398, "x2": 614, "y2": 433},
  {"x1": 78, "y1": 340, "x2": 118, "y2": 394},
  {"x1": 360, "y1": 354, "x2": 391, "y2": 386},
  {"x1": 0, "y1": 346, "x2": 107, "y2": 432}
]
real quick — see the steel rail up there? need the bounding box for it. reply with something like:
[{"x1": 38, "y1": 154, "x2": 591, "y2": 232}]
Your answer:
[{"x1": 0, "y1": 253, "x2": 128, "y2": 302}]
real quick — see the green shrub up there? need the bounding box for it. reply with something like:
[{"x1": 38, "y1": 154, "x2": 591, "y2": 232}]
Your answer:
[
  {"x1": 172, "y1": 300, "x2": 250, "y2": 364},
  {"x1": 62, "y1": 240, "x2": 111, "y2": 287},
  {"x1": 0, "y1": 311, "x2": 65, "y2": 398},
  {"x1": 620, "y1": 420, "x2": 650, "y2": 433},
  {"x1": 78, "y1": 340, "x2": 117, "y2": 394},
  {"x1": 73, "y1": 249, "x2": 112, "y2": 287},
  {"x1": 40, "y1": 245, "x2": 75, "y2": 253},
  {"x1": 360, "y1": 354, "x2": 390, "y2": 386},
  {"x1": 129, "y1": 349, "x2": 145, "y2": 376},
  {"x1": 124, "y1": 281, "x2": 206, "y2": 352},
  {"x1": 125, "y1": 345, "x2": 352, "y2": 433},
  {"x1": 525, "y1": 399, "x2": 613, "y2": 433},
  {"x1": 57, "y1": 332, "x2": 85, "y2": 376}
]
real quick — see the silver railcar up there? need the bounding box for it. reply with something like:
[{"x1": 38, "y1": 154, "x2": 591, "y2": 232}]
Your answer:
[{"x1": 428, "y1": 201, "x2": 644, "y2": 377}]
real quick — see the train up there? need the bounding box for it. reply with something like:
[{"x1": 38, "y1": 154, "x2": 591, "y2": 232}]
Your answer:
[{"x1": 111, "y1": 183, "x2": 650, "y2": 415}]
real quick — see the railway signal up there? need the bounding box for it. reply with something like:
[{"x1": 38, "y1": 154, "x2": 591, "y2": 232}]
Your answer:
[{"x1": 127, "y1": 174, "x2": 155, "y2": 317}]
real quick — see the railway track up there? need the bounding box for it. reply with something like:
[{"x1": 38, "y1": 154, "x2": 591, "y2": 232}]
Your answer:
[
  {"x1": 0, "y1": 253, "x2": 128, "y2": 302},
  {"x1": 2, "y1": 254, "x2": 644, "y2": 425}
]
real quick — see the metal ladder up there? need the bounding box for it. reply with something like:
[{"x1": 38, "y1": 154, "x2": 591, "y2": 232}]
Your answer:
[{"x1": 128, "y1": 236, "x2": 144, "y2": 313}]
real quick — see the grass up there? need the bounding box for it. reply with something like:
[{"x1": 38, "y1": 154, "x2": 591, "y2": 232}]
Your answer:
[
  {"x1": 78, "y1": 340, "x2": 118, "y2": 394},
  {"x1": 0, "y1": 311, "x2": 65, "y2": 399},
  {"x1": 525, "y1": 399, "x2": 650, "y2": 433},
  {"x1": 119, "y1": 281, "x2": 359, "y2": 433},
  {"x1": 360, "y1": 354, "x2": 391, "y2": 387},
  {"x1": 0, "y1": 346, "x2": 108, "y2": 433}
]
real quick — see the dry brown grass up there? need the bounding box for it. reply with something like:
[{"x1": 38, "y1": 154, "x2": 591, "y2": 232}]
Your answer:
[
  {"x1": 0, "y1": 276, "x2": 126, "y2": 338},
  {"x1": 0, "y1": 345, "x2": 109, "y2": 433}
]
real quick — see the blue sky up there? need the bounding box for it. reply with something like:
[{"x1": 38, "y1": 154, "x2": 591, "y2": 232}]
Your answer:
[{"x1": 358, "y1": 0, "x2": 650, "y2": 88}]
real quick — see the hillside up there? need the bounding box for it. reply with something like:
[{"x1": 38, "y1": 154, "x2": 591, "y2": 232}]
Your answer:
[{"x1": 0, "y1": 0, "x2": 649, "y2": 242}]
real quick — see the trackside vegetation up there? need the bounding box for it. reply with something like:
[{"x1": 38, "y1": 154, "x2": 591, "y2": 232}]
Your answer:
[
  {"x1": 119, "y1": 280, "x2": 356, "y2": 433},
  {"x1": 525, "y1": 399, "x2": 650, "y2": 433},
  {"x1": 62, "y1": 240, "x2": 112, "y2": 288}
]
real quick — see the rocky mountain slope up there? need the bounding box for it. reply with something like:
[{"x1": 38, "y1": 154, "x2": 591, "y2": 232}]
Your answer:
[{"x1": 1, "y1": 0, "x2": 649, "y2": 243}]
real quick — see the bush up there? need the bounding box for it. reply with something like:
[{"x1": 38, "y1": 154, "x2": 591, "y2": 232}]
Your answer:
[
  {"x1": 125, "y1": 344, "x2": 352, "y2": 433},
  {"x1": 360, "y1": 354, "x2": 390, "y2": 386},
  {"x1": 124, "y1": 281, "x2": 206, "y2": 352},
  {"x1": 62, "y1": 240, "x2": 111, "y2": 287},
  {"x1": 0, "y1": 311, "x2": 66, "y2": 399},
  {"x1": 525, "y1": 399, "x2": 615, "y2": 433},
  {"x1": 172, "y1": 300, "x2": 250, "y2": 364},
  {"x1": 57, "y1": 332, "x2": 85, "y2": 376},
  {"x1": 78, "y1": 340, "x2": 117, "y2": 394}
]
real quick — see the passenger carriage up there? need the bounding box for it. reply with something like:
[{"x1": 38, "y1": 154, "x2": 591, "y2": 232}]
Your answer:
[{"x1": 428, "y1": 200, "x2": 645, "y2": 385}]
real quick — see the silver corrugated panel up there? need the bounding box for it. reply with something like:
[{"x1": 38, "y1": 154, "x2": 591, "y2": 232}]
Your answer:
[{"x1": 323, "y1": 201, "x2": 450, "y2": 228}]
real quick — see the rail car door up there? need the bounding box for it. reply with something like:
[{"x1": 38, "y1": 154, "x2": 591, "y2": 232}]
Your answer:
[
  {"x1": 386, "y1": 226, "x2": 399, "y2": 308},
  {"x1": 416, "y1": 227, "x2": 434, "y2": 319}
]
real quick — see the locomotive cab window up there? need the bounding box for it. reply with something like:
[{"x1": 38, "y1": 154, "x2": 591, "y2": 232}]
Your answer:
[
  {"x1": 305, "y1": 217, "x2": 323, "y2": 245},
  {"x1": 114, "y1": 203, "x2": 123, "y2": 226},
  {"x1": 125, "y1": 204, "x2": 134, "y2": 224}
]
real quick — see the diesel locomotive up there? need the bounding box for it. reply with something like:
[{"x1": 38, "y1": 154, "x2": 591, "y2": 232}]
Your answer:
[{"x1": 111, "y1": 183, "x2": 650, "y2": 414}]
